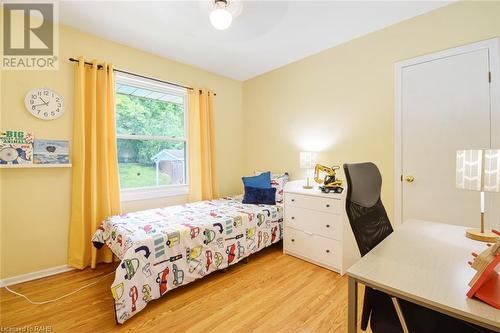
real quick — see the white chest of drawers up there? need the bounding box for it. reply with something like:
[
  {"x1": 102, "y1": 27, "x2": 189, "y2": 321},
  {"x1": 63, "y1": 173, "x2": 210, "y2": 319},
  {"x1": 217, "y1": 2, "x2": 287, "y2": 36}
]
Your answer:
[{"x1": 283, "y1": 180, "x2": 359, "y2": 275}]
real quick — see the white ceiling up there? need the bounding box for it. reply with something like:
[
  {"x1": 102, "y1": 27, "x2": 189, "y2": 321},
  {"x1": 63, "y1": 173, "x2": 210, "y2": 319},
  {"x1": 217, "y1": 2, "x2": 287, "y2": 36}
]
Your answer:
[{"x1": 59, "y1": 1, "x2": 452, "y2": 81}]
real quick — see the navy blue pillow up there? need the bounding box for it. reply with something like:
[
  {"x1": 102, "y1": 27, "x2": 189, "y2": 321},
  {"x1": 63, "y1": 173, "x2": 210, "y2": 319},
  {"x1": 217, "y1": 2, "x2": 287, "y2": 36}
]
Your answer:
[
  {"x1": 242, "y1": 171, "x2": 271, "y2": 189},
  {"x1": 243, "y1": 186, "x2": 276, "y2": 205}
]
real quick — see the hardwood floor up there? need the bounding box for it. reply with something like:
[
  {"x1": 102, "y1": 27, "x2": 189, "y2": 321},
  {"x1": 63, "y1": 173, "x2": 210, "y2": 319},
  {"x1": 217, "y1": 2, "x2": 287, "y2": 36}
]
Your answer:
[{"x1": 0, "y1": 243, "x2": 368, "y2": 332}]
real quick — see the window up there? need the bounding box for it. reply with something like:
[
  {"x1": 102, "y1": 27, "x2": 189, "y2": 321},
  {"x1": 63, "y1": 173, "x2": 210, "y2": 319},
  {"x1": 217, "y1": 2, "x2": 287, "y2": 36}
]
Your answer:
[{"x1": 115, "y1": 73, "x2": 188, "y2": 201}]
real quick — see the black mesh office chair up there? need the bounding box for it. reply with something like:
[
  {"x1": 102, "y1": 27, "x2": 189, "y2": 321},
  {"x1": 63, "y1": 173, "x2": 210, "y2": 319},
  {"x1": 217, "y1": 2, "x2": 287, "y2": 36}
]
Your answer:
[{"x1": 343, "y1": 162, "x2": 493, "y2": 333}]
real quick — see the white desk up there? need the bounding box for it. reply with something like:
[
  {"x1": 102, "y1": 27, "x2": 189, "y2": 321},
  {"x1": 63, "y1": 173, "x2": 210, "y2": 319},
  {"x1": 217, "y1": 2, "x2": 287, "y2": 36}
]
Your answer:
[{"x1": 347, "y1": 220, "x2": 500, "y2": 332}]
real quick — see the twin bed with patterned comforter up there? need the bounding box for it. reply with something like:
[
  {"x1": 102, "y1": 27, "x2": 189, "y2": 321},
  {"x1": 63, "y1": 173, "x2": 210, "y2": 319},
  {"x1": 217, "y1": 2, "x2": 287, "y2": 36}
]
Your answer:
[{"x1": 92, "y1": 197, "x2": 283, "y2": 323}]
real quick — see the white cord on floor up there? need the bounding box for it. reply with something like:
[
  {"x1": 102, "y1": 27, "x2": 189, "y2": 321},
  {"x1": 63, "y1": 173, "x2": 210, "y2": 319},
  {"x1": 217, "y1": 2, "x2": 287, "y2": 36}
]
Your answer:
[{"x1": 3, "y1": 271, "x2": 115, "y2": 305}]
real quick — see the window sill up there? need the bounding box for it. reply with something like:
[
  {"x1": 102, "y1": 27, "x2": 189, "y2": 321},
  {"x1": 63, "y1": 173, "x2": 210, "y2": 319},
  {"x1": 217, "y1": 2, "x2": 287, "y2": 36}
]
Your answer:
[{"x1": 120, "y1": 185, "x2": 188, "y2": 202}]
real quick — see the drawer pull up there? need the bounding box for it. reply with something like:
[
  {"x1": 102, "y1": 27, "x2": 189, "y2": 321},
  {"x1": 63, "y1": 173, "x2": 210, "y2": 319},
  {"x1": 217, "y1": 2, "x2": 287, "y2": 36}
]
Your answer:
[
  {"x1": 326, "y1": 224, "x2": 330, "y2": 228},
  {"x1": 326, "y1": 204, "x2": 330, "y2": 208},
  {"x1": 326, "y1": 249, "x2": 330, "y2": 253},
  {"x1": 291, "y1": 199, "x2": 295, "y2": 202},
  {"x1": 291, "y1": 239, "x2": 295, "y2": 242},
  {"x1": 291, "y1": 216, "x2": 295, "y2": 220}
]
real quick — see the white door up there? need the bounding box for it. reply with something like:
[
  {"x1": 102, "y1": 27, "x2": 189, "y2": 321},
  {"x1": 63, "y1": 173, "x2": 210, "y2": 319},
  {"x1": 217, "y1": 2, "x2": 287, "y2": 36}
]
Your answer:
[{"x1": 398, "y1": 41, "x2": 500, "y2": 229}]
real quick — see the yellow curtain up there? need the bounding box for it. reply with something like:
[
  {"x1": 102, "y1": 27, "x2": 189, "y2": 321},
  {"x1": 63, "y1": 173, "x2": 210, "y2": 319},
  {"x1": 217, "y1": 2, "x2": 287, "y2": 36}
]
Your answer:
[
  {"x1": 188, "y1": 89, "x2": 219, "y2": 202},
  {"x1": 68, "y1": 57, "x2": 121, "y2": 269}
]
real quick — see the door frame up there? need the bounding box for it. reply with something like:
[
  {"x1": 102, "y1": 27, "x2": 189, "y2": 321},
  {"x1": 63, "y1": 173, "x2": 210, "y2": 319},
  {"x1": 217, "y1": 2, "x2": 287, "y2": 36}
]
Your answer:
[{"x1": 394, "y1": 38, "x2": 500, "y2": 227}]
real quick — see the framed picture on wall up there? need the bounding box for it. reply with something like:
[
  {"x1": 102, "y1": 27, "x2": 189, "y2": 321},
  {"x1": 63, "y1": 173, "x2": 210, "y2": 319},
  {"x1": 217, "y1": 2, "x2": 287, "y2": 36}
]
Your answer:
[{"x1": 33, "y1": 139, "x2": 70, "y2": 164}]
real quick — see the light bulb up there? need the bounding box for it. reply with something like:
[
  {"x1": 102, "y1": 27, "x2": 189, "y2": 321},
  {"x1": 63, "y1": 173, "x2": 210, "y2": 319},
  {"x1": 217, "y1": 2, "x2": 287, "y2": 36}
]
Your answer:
[{"x1": 210, "y1": 8, "x2": 232, "y2": 30}]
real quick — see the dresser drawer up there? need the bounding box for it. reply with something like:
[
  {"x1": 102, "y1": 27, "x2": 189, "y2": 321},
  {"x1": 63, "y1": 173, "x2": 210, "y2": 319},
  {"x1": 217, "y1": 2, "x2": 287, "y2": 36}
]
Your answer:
[
  {"x1": 284, "y1": 227, "x2": 341, "y2": 269},
  {"x1": 285, "y1": 193, "x2": 341, "y2": 214},
  {"x1": 285, "y1": 206, "x2": 341, "y2": 240}
]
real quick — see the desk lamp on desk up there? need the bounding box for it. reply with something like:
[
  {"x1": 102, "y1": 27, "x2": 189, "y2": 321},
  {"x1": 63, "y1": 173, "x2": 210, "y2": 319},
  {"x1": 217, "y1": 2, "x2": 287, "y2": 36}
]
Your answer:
[{"x1": 456, "y1": 149, "x2": 500, "y2": 242}]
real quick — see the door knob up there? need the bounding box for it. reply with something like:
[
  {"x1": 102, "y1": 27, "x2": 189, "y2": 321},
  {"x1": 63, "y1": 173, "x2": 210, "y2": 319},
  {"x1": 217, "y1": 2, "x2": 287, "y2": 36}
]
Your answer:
[{"x1": 405, "y1": 175, "x2": 415, "y2": 183}]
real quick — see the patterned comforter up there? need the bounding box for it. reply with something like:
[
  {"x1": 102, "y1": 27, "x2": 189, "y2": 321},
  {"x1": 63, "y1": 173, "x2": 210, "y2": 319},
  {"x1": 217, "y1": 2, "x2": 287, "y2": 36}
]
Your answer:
[{"x1": 92, "y1": 198, "x2": 283, "y2": 324}]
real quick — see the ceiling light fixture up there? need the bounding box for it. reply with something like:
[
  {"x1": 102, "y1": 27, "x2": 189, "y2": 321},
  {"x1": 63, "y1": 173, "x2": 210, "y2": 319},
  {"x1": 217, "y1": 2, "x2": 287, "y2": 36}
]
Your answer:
[{"x1": 210, "y1": 0, "x2": 232, "y2": 30}]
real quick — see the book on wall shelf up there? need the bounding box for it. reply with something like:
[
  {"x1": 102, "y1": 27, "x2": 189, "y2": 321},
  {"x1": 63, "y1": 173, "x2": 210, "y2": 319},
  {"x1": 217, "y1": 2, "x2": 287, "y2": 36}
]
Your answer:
[
  {"x1": 0, "y1": 130, "x2": 34, "y2": 165},
  {"x1": 0, "y1": 133, "x2": 71, "y2": 168}
]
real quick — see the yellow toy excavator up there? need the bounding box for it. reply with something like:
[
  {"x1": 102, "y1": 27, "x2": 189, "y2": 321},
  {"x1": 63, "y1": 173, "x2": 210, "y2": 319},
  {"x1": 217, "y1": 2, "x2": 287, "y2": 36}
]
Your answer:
[{"x1": 314, "y1": 164, "x2": 344, "y2": 194}]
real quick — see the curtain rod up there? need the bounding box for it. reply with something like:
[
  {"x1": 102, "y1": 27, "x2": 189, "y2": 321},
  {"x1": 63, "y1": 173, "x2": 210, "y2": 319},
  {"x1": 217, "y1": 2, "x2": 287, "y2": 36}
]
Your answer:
[{"x1": 68, "y1": 57, "x2": 194, "y2": 91}]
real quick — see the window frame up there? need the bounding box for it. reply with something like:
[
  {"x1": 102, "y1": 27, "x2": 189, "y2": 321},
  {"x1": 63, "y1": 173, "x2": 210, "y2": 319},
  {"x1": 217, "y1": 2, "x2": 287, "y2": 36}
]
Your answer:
[{"x1": 114, "y1": 72, "x2": 189, "y2": 202}]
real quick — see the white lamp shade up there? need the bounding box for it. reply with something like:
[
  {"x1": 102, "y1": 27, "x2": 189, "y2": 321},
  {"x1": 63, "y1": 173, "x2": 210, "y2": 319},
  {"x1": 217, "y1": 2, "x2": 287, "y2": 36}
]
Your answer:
[
  {"x1": 456, "y1": 150, "x2": 483, "y2": 191},
  {"x1": 300, "y1": 152, "x2": 317, "y2": 169},
  {"x1": 484, "y1": 149, "x2": 500, "y2": 192},
  {"x1": 456, "y1": 149, "x2": 500, "y2": 192}
]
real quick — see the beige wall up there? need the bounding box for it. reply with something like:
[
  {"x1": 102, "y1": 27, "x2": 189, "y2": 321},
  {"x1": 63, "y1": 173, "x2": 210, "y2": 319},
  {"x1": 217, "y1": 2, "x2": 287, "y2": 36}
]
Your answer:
[
  {"x1": 242, "y1": 1, "x2": 500, "y2": 222},
  {"x1": 0, "y1": 25, "x2": 243, "y2": 279}
]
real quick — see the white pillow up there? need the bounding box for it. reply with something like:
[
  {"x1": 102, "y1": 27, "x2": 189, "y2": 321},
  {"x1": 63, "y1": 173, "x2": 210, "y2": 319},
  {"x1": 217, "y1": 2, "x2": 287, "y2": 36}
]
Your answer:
[{"x1": 254, "y1": 171, "x2": 289, "y2": 203}]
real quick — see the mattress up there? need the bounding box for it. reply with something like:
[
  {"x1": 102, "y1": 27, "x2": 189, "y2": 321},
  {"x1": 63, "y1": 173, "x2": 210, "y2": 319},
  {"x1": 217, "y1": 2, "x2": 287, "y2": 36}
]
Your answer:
[{"x1": 92, "y1": 198, "x2": 283, "y2": 323}]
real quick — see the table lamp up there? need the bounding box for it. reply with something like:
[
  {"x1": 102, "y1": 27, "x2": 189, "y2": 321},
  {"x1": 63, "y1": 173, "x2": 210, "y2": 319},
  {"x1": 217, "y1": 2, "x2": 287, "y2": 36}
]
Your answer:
[
  {"x1": 300, "y1": 151, "x2": 316, "y2": 189},
  {"x1": 456, "y1": 149, "x2": 500, "y2": 242}
]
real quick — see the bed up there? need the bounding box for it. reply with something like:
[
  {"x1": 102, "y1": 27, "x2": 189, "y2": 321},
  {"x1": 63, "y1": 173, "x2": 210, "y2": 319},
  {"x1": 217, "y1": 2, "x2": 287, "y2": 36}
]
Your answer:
[{"x1": 92, "y1": 197, "x2": 284, "y2": 323}]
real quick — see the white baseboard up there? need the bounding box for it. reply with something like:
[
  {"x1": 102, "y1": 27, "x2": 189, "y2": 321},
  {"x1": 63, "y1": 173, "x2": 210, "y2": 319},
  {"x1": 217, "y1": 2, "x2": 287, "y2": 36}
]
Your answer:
[{"x1": 0, "y1": 265, "x2": 75, "y2": 287}]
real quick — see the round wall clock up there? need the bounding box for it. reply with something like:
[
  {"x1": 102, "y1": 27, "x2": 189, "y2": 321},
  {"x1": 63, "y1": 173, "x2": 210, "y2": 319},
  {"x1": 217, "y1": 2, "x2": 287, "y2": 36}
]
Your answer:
[{"x1": 24, "y1": 88, "x2": 64, "y2": 120}]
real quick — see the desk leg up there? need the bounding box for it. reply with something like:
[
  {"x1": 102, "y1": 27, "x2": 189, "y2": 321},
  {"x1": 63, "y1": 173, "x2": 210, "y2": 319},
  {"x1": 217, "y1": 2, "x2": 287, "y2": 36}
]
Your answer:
[{"x1": 348, "y1": 276, "x2": 358, "y2": 333}]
